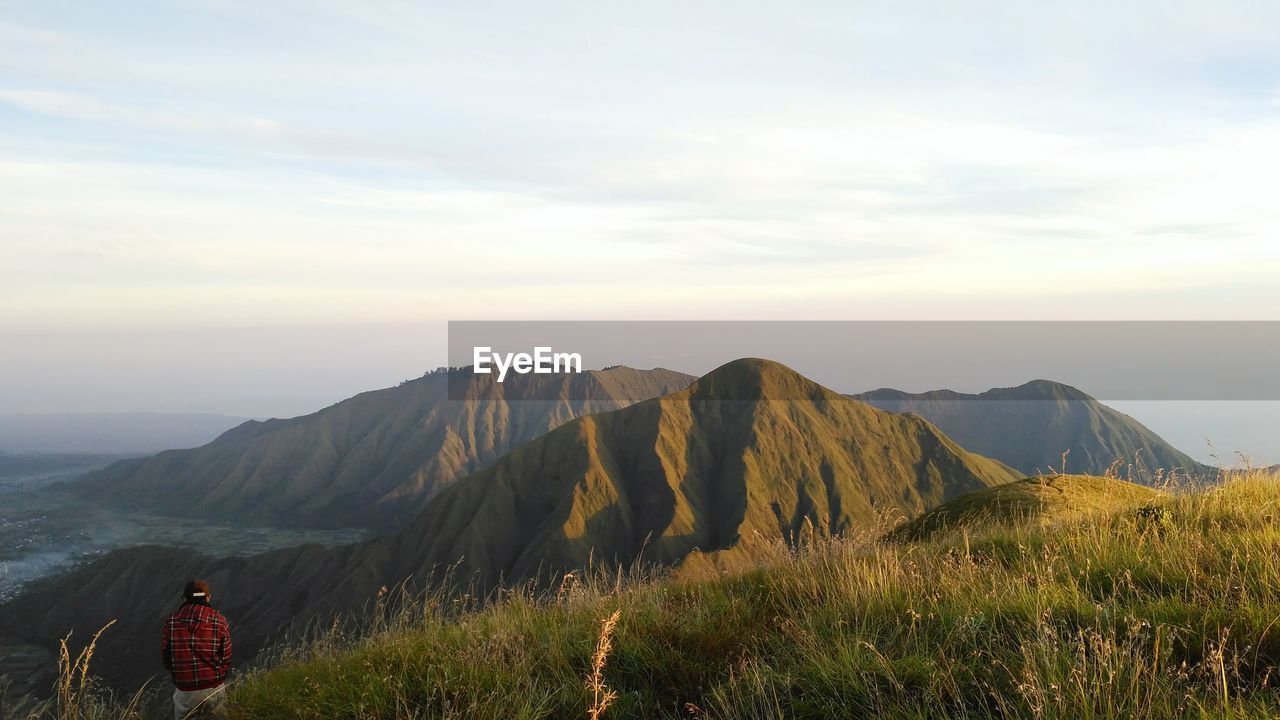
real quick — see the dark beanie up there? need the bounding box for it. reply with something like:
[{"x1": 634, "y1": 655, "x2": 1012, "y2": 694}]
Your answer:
[{"x1": 184, "y1": 579, "x2": 211, "y2": 602}]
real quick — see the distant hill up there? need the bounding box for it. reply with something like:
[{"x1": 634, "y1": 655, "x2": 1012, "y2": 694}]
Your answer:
[
  {"x1": 891, "y1": 474, "x2": 1163, "y2": 541},
  {"x1": 0, "y1": 413, "x2": 248, "y2": 455},
  {"x1": 69, "y1": 367, "x2": 694, "y2": 531},
  {"x1": 1, "y1": 358, "x2": 1018, "y2": 692},
  {"x1": 852, "y1": 380, "x2": 1212, "y2": 478}
]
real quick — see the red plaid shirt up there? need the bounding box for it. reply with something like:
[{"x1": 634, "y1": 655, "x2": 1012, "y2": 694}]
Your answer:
[{"x1": 162, "y1": 602, "x2": 232, "y2": 690}]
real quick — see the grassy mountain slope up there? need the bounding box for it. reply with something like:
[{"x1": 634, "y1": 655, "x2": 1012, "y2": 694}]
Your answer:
[
  {"x1": 1, "y1": 359, "x2": 1016, "y2": 694},
  {"x1": 69, "y1": 367, "x2": 693, "y2": 530},
  {"x1": 891, "y1": 474, "x2": 1163, "y2": 541},
  {"x1": 217, "y1": 473, "x2": 1280, "y2": 720},
  {"x1": 853, "y1": 380, "x2": 1211, "y2": 477},
  {"x1": 23, "y1": 473, "x2": 1280, "y2": 720}
]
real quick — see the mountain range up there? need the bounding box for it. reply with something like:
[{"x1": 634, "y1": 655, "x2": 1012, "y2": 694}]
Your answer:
[
  {"x1": 68, "y1": 367, "x2": 693, "y2": 530},
  {"x1": 852, "y1": 380, "x2": 1212, "y2": 477},
  {"x1": 1, "y1": 359, "x2": 1018, "y2": 691}
]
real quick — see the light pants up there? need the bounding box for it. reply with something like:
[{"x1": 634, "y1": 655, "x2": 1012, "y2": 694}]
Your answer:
[{"x1": 173, "y1": 684, "x2": 226, "y2": 719}]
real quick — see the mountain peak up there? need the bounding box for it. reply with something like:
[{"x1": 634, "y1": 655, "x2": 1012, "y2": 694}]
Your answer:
[
  {"x1": 853, "y1": 380, "x2": 1208, "y2": 476},
  {"x1": 992, "y1": 379, "x2": 1093, "y2": 402},
  {"x1": 687, "y1": 358, "x2": 830, "y2": 402}
]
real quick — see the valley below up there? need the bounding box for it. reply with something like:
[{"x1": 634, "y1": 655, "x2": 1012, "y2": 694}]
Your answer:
[{"x1": 0, "y1": 454, "x2": 365, "y2": 603}]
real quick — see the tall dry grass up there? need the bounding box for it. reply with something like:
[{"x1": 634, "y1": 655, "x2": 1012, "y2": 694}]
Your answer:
[
  {"x1": 586, "y1": 610, "x2": 621, "y2": 720},
  {"x1": 4, "y1": 620, "x2": 148, "y2": 720}
]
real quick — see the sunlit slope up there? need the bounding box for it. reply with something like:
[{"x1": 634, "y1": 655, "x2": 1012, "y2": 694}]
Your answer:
[
  {"x1": 853, "y1": 380, "x2": 1210, "y2": 477},
  {"x1": 70, "y1": 366, "x2": 693, "y2": 530},
  {"x1": 891, "y1": 473, "x2": 1163, "y2": 541}
]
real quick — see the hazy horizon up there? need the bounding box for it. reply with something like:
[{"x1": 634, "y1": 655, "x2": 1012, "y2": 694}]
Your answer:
[{"x1": 2, "y1": 328, "x2": 1278, "y2": 466}]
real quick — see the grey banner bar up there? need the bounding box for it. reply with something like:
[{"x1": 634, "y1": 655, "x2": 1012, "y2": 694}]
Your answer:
[{"x1": 447, "y1": 321, "x2": 1280, "y2": 401}]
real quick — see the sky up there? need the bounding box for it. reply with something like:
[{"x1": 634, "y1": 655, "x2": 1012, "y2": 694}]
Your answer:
[{"x1": 2, "y1": 1, "x2": 1280, "y2": 419}]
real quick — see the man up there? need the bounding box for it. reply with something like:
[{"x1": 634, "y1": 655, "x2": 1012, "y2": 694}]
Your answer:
[{"x1": 162, "y1": 580, "x2": 232, "y2": 719}]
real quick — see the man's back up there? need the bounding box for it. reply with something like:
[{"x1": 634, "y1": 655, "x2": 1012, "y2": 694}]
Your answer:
[
  {"x1": 162, "y1": 582, "x2": 231, "y2": 719},
  {"x1": 163, "y1": 602, "x2": 231, "y2": 690}
]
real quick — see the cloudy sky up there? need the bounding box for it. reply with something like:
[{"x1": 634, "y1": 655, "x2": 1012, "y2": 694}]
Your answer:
[{"x1": 2, "y1": 1, "x2": 1279, "y2": 417}]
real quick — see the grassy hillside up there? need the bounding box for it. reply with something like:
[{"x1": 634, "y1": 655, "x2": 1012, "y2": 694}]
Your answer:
[
  {"x1": 853, "y1": 380, "x2": 1212, "y2": 478},
  {"x1": 1, "y1": 359, "x2": 1015, "y2": 696},
  {"x1": 891, "y1": 474, "x2": 1164, "y2": 541},
  {"x1": 222, "y1": 473, "x2": 1280, "y2": 718},
  {"x1": 18, "y1": 471, "x2": 1275, "y2": 719},
  {"x1": 70, "y1": 366, "x2": 693, "y2": 531}
]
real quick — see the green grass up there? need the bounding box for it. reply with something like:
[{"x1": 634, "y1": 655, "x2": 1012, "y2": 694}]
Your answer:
[
  {"x1": 890, "y1": 474, "x2": 1165, "y2": 541},
  {"x1": 18, "y1": 472, "x2": 1280, "y2": 719},
  {"x1": 217, "y1": 472, "x2": 1280, "y2": 720}
]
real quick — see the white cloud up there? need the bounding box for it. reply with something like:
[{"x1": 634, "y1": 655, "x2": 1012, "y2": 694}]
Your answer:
[{"x1": 2, "y1": 1, "x2": 1279, "y2": 334}]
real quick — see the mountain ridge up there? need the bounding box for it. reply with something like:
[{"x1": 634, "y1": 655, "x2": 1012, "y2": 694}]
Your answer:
[
  {"x1": 68, "y1": 366, "x2": 694, "y2": 531},
  {"x1": 852, "y1": 379, "x2": 1211, "y2": 477}
]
